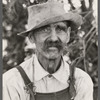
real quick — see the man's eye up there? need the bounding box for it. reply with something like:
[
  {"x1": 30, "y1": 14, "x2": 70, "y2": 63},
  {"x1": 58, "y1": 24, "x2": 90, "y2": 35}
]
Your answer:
[
  {"x1": 56, "y1": 26, "x2": 66, "y2": 32},
  {"x1": 42, "y1": 27, "x2": 51, "y2": 33},
  {"x1": 43, "y1": 28, "x2": 49, "y2": 32},
  {"x1": 37, "y1": 25, "x2": 51, "y2": 33}
]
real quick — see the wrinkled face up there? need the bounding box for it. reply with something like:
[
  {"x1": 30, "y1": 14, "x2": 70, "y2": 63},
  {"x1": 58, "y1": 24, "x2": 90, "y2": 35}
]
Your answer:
[{"x1": 29, "y1": 21, "x2": 71, "y2": 59}]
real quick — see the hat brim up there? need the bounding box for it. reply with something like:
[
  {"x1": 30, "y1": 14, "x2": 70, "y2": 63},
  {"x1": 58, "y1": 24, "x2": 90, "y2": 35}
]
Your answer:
[{"x1": 18, "y1": 12, "x2": 83, "y2": 37}]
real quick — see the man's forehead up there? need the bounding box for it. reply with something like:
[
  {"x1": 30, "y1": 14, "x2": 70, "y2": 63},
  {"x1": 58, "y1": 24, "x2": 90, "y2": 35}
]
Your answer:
[
  {"x1": 42, "y1": 21, "x2": 68, "y2": 28},
  {"x1": 50, "y1": 21, "x2": 68, "y2": 27}
]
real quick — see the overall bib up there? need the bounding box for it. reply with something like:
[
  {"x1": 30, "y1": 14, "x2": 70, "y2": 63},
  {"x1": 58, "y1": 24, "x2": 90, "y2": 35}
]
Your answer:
[
  {"x1": 34, "y1": 88, "x2": 71, "y2": 100},
  {"x1": 16, "y1": 64, "x2": 76, "y2": 100}
]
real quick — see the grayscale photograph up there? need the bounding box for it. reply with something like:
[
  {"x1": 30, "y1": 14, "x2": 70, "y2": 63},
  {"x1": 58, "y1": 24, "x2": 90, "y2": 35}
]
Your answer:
[{"x1": 2, "y1": 0, "x2": 98, "y2": 100}]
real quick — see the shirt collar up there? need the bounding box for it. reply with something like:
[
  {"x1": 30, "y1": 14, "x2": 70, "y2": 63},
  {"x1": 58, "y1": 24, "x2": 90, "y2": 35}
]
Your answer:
[
  {"x1": 34, "y1": 55, "x2": 70, "y2": 84},
  {"x1": 34, "y1": 55, "x2": 49, "y2": 81},
  {"x1": 52, "y1": 59, "x2": 70, "y2": 84}
]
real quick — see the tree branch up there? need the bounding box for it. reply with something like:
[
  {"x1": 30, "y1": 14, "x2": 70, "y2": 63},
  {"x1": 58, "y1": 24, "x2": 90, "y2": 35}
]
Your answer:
[
  {"x1": 82, "y1": 39, "x2": 87, "y2": 72},
  {"x1": 80, "y1": 0, "x2": 87, "y2": 12},
  {"x1": 88, "y1": 0, "x2": 93, "y2": 10},
  {"x1": 86, "y1": 29, "x2": 97, "y2": 47},
  {"x1": 68, "y1": 0, "x2": 75, "y2": 10}
]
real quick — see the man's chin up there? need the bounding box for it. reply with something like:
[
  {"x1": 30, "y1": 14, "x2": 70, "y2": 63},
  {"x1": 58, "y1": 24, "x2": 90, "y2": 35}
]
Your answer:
[
  {"x1": 45, "y1": 52, "x2": 62, "y2": 60},
  {"x1": 40, "y1": 48, "x2": 63, "y2": 59},
  {"x1": 48, "y1": 55, "x2": 58, "y2": 60}
]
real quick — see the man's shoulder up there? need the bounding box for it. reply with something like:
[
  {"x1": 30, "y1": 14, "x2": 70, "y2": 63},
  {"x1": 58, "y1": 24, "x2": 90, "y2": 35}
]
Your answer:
[
  {"x1": 3, "y1": 56, "x2": 33, "y2": 83},
  {"x1": 20, "y1": 56, "x2": 33, "y2": 68},
  {"x1": 63, "y1": 57, "x2": 92, "y2": 82},
  {"x1": 3, "y1": 67, "x2": 20, "y2": 85},
  {"x1": 63, "y1": 57, "x2": 92, "y2": 80},
  {"x1": 74, "y1": 68, "x2": 93, "y2": 88},
  {"x1": 75, "y1": 68, "x2": 91, "y2": 79}
]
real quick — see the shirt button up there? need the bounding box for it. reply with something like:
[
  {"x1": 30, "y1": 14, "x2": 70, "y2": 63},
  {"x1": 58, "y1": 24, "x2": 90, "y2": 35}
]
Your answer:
[{"x1": 48, "y1": 74, "x2": 52, "y2": 78}]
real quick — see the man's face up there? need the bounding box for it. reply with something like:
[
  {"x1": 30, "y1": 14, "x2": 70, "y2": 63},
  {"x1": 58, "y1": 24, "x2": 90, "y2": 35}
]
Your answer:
[{"x1": 29, "y1": 21, "x2": 71, "y2": 59}]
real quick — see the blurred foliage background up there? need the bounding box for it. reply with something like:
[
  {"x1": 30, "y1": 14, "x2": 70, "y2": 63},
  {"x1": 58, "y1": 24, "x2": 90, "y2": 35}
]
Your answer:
[{"x1": 2, "y1": 0, "x2": 98, "y2": 100}]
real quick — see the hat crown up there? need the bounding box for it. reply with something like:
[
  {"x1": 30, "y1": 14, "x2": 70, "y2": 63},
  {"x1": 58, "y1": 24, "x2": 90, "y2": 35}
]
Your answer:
[
  {"x1": 28, "y1": 0, "x2": 65, "y2": 14},
  {"x1": 18, "y1": 0, "x2": 83, "y2": 37},
  {"x1": 27, "y1": 1, "x2": 66, "y2": 29}
]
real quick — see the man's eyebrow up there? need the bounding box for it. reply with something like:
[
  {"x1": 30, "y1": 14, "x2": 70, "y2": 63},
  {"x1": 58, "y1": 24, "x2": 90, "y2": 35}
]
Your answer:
[
  {"x1": 56, "y1": 22, "x2": 68, "y2": 28},
  {"x1": 40, "y1": 25, "x2": 50, "y2": 29},
  {"x1": 33, "y1": 25, "x2": 50, "y2": 33}
]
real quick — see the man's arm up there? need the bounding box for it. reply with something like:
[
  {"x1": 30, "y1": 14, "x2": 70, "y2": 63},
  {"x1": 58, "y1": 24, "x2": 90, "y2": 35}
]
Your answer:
[
  {"x1": 74, "y1": 69, "x2": 93, "y2": 100},
  {"x1": 3, "y1": 79, "x2": 20, "y2": 100},
  {"x1": 3, "y1": 68, "x2": 23, "y2": 100}
]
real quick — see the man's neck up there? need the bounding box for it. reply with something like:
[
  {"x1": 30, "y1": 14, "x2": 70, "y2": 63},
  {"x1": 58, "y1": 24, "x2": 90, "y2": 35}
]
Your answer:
[{"x1": 36, "y1": 53, "x2": 62, "y2": 74}]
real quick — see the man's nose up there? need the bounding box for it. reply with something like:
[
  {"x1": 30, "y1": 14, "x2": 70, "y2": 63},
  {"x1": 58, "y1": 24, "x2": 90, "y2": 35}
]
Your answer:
[{"x1": 50, "y1": 29, "x2": 58, "y2": 42}]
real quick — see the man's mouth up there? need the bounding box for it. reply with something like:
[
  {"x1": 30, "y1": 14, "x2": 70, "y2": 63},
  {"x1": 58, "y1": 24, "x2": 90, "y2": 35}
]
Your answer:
[{"x1": 48, "y1": 47, "x2": 58, "y2": 50}]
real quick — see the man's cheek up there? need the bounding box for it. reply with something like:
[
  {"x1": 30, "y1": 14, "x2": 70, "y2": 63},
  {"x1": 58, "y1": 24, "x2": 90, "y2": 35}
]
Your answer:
[{"x1": 37, "y1": 43, "x2": 44, "y2": 50}]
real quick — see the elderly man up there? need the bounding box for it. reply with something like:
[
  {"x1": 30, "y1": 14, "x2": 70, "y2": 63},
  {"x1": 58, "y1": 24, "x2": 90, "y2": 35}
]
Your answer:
[{"x1": 3, "y1": 0, "x2": 93, "y2": 100}]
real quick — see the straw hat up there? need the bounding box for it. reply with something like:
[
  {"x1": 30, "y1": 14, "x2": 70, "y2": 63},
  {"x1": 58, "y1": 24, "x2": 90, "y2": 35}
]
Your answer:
[{"x1": 18, "y1": 0, "x2": 83, "y2": 37}]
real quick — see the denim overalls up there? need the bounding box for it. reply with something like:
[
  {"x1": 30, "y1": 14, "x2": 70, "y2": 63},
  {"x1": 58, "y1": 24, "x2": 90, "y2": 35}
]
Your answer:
[
  {"x1": 34, "y1": 88, "x2": 71, "y2": 100},
  {"x1": 16, "y1": 64, "x2": 76, "y2": 100}
]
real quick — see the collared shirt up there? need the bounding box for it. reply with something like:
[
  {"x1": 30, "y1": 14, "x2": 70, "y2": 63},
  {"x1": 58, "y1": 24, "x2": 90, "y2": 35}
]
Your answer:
[{"x1": 3, "y1": 55, "x2": 93, "y2": 100}]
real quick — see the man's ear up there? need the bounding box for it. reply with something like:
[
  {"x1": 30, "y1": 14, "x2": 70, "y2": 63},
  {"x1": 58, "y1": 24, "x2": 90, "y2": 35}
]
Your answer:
[
  {"x1": 66, "y1": 27, "x2": 71, "y2": 43},
  {"x1": 28, "y1": 32, "x2": 35, "y2": 43}
]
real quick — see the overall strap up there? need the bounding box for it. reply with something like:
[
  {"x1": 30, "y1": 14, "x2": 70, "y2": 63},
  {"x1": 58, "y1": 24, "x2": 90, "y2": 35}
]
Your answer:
[
  {"x1": 66, "y1": 59, "x2": 77, "y2": 100},
  {"x1": 16, "y1": 66, "x2": 35, "y2": 100},
  {"x1": 67, "y1": 57, "x2": 83, "y2": 100},
  {"x1": 68, "y1": 61, "x2": 76, "y2": 100}
]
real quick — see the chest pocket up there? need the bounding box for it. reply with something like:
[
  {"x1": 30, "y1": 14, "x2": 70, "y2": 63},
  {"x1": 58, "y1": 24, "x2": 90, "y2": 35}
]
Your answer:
[{"x1": 16, "y1": 62, "x2": 76, "y2": 100}]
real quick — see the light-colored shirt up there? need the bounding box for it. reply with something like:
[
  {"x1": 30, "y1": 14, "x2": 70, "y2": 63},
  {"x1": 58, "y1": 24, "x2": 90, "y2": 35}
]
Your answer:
[{"x1": 3, "y1": 55, "x2": 93, "y2": 100}]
